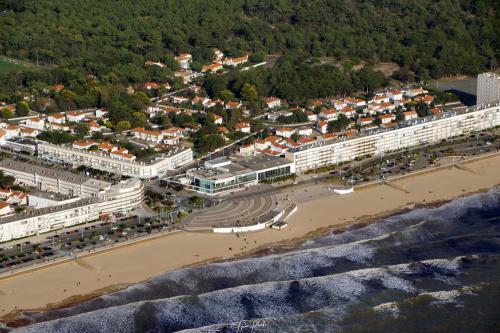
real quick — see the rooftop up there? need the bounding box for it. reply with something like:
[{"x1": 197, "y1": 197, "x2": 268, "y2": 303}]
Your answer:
[
  {"x1": 0, "y1": 159, "x2": 111, "y2": 190},
  {"x1": 237, "y1": 154, "x2": 293, "y2": 171}
]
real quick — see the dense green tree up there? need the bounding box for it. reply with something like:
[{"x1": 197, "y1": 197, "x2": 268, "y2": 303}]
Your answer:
[
  {"x1": 132, "y1": 111, "x2": 147, "y2": 127},
  {"x1": 240, "y1": 83, "x2": 258, "y2": 103},
  {"x1": 16, "y1": 101, "x2": 30, "y2": 117},
  {"x1": 195, "y1": 134, "x2": 225, "y2": 153},
  {"x1": 0, "y1": 171, "x2": 15, "y2": 188},
  {"x1": 37, "y1": 130, "x2": 78, "y2": 144},
  {"x1": 1, "y1": 108, "x2": 13, "y2": 119},
  {"x1": 115, "y1": 120, "x2": 131, "y2": 132},
  {"x1": 328, "y1": 114, "x2": 350, "y2": 133},
  {"x1": 220, "y1": 89, "x2": 235, "y2": 102},
  {"x1": 73, "y1": 123, "x2": 89, "y2": 136}
]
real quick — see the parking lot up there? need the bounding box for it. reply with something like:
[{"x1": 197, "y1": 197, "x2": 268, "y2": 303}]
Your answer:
[{"x1": 0, "y1": 213, "x2": 182, "y2": 273}]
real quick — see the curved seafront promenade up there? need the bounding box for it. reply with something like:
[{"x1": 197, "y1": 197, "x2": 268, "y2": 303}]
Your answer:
[{"x1": 1, "y1": 152, "x2": 500, "y2": 324}]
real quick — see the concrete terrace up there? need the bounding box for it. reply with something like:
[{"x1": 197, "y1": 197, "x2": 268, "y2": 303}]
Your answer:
[{"x1": 184, "y1": 192, "x2": 289, "y2": 230}]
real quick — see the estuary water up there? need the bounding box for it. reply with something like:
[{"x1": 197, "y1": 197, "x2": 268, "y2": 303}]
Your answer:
[{"x1": 11, "y1": 187, "x2": 500, "y2": 332}]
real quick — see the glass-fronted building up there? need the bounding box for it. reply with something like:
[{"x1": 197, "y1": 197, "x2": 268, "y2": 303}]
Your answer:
[{"x1": 185, "y1": 156, "x2": 295, "y2": 195}]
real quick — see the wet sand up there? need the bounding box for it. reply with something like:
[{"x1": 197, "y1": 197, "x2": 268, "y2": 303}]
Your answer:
[{"x1": 1, "y1": 153, "x2": 500, "y2": 322}]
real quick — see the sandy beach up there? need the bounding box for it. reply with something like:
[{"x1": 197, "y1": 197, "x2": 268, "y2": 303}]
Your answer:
[{"x1": 1, "y1": 152, "x2": 500, "y2": 322}]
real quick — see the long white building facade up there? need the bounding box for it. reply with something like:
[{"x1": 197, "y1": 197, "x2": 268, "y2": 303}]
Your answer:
[
  {"x1": 0, "y1": 159, "x2": 111, "y2": 198},
  {"x1": 37, "y1": 143, "x2": 193, "y2": 178},
  {"x1": 285, "y1": 105, "x2": 500, "y2": 172},
  {"x1": 0, "y1": 179, "x2": 144, "y2": 242}
]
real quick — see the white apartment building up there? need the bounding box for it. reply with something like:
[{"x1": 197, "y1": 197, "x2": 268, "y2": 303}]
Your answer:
[
  {"x1": 477, "y1": 72, "x2": 500, "y2": 106},
  {"x1": 0, "y1": 159, "x2": 111, "y2": 198},
  {"x1": 285, "y1": 105, "x2": 500, "y2": 172},
  {"x1": 37, "y1": 143, "x2": 193, "y2": 178},
  {"x1": 0, "y1": 179, "x2": 143, "y2": 242}
]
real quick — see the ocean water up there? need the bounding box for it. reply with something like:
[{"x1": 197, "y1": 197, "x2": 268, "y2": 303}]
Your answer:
[{"x1": 9, "y1": 188, "x2": 500, "y2": 333}]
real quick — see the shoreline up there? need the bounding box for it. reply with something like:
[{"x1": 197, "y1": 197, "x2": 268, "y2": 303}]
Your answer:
[{"x1": 1, "y1": 153, "x2": 500, "y2": 326}]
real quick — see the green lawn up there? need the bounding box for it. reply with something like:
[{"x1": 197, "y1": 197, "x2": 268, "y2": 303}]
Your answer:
[{"x1": 0, "y1": 58, "x2": 26, "y2": 74}]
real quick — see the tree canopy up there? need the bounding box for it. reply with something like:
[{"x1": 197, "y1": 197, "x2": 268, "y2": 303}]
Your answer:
[{"x1": 0, "y1": 0, "x2": 497, "y2": 85}]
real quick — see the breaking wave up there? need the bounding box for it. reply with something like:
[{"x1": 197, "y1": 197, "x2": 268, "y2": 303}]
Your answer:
[{"x1": 10, "y1": 188, "x2": 500, "y2": 333}]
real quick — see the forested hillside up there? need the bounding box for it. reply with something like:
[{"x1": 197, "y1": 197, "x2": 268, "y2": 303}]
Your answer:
[{"x1": 0, "y1": 0, "x2": 498, "y2": 82}]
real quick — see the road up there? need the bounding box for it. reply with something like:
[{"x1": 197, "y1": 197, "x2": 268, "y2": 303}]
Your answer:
[{"x1": 0, "y1": 211, "x2": 184, "y2": 273}]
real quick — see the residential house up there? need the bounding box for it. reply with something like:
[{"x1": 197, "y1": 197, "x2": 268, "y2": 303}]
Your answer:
[
  {"x1": 316, "y1": 121, "x2": 329, "y2": 134},
  {"x1": 0, "y1": 201, "x2": 11, "y2": 216},
  {"x1": 380, "y1": 102, "x2": 396, "y2": 112},
  {"x1": 340, "y1": 106, "x2": 356, "y2": 118},
  {"x1": 163, "y1": 136, "x2": 181, "y2": 145},
  {"x1": 254, "y1": 139, "x2": 270, "y2": 151},
  {"x1": 307, "y1": 111, "x2": 317, "y2": 122},
  {"x1": 5, "y1": 125, "x2": 20, "y2": 138},
  {"x1": 211, "y1": 114, "x2": 223, "y2": 125},
  {"x1": 414, "y1": 95, "x2": 434, "y2": 105},
  {"x1": 201, "y1": 63, "x2": 223, "y2": 73},
  {"x1": 270, "y1": 142, "x2": 288, "y2": 155},
  {"x1": 331, "y1": 99, "x2": 347, "y2": 110},
  {"x1": 298, "y1": 136, "x2": 317, "y2": 145},
  {"x1": 144, "y1": 82, "x2": 160, "y2": 90},
  {"x1": 358, "y1": 117, "x2": 373, "y2": 126},
  {"x1": 213, "y1": 48, "x2": 224, "y2": 62},
  {"x1": 296, "y1": 126, "x2": 313, "y2": 136},
  {"x1": 217, "y1": 126, "x2": 229, "y2": 135},
  {"x1": 66, "y1": 111, "x2": 86, "y2": 123},
  {"x1": 268, "y1": 110, "x2": 292, "y2": 122},
  {"x1": 161, "y1": 106, "x2": 182, "y2": 116},
  {"x1": 24, "y1": 117, "x2": 45, "y2": 130},
  {"x1": 345, "y1": 97, "x2": 366, "y2": 108},
  {"x1": 284, "y1": 138, "x2": 300, "y2": 149},
  {"x1": 174, "y1": 70, "x2": 197, "y2": 84},
  {"x1": 239, "y1": 144, "x2": 255, "y2": 156},
  {"x1": 53, "y1": 84, "x2": 65, "y2": 92},
  {"x1": 0, "y1": 189, "x2": 28, "y2": 205},
  {"x1": 307, "y1": 99, "x2": 324, "y2": 110},
  {"x1": 145, "y1": 61, "x2": 166, "y2": 68},
  {"x1": 370, "y1": 95, "x2": 390, "y2": 104},
  {"x1": 204, "y1": 99, "x2": 218, "y2": 108},
  {"x1": 47, "y1": 113, "x2": 66, "y2": 124},
  {"x1": 162, "y1": 127, "x2": 185, "y2": 138},
  {"x1": 20, "y1": 127, "x2": 38, "y2": 137},
  {"x1": 97, "y1": 142, "x2": 118, "y2": 153},
  {"x1": 192, "y1": 96, "x2": 210, "y2": 107},
  {"x1": 175, "y1": 53, "x2": 192, "y2": 69},
  {"x1": 95, "y1": 108, "x2": 108, "y2": 119},
  {"x1": 225, "y1": 101, "x2": 242, "y2": 110},
  {"x1": 172, "y1": 96, "x2": 189, "y2": 104},
  {"x1": 72, "y1": 140, "x2": 96, "y2": 150},
  {"x1": 275, "y1": 127, "x2": 295, "y2": 138},
  {"x1": 378, "y1": 114, "x2": 395, "y2": 124},
  {"x1": 363, "y1": 104, "x2": 382, "y2": 115},
  {"x1": 403, "y1": 110, "x2": 418, "y2": 121},
  {"x1": 111, "y1": 148, "x2": 136, "y2": 162},
  {"x1": 234, "y1": 122, "x2": 251, "y2": 133},
  {"x1": 132, "y1": 127, "x2": 164, "y2": 143},
  {"x1": 88, "y1": 121, "x2": 102, "y2": 132},
  {"x1": 46, "y1": 123, "x2": 69, "y2": 131},
  {"x1": 263, "y1": 97, "x2": 281, "y2": 109},
  {"x1": 388, "y1": 90, "x2": 403, "y2": 101},
  {"x1": 404, "y1": 87, "x2": 427, "y2": 98},
  {"x1": 430, "y1": 108, "x2": 443, "y2": 115},
  {"x1": 223, "y1": 55, "x2": 249, "y2": 67},
  {"x1": 321, "y1": 133, "x2": 337, "y2": 140},
  {"x1": 319, "y1": 108, "x2": 338, "y2": 121}
]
